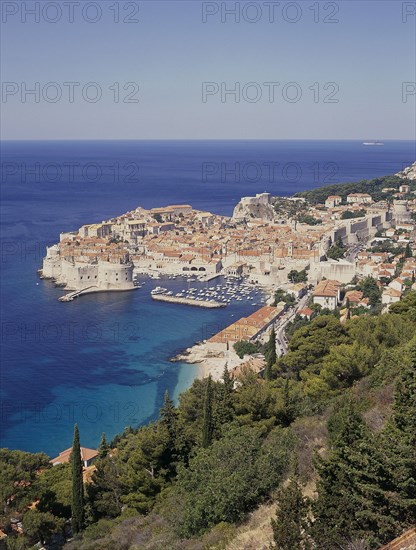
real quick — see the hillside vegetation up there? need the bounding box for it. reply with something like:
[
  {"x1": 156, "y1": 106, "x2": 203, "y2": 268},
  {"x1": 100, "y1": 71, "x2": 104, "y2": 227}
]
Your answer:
[
  {"x1": 294, "y1": 174, "x2": 414, "y2": 204},
  {"x1": 1, "y1": 292, "x2": 415, "y2": 550}
]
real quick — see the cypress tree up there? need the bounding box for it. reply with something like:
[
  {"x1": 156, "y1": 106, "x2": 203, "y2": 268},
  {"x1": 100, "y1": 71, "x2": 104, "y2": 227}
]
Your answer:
[
  {"x1": 271, "y1": 476, "x2": 311, "y2": 550},
  {"x1": 160, "y1": 389, "x2": 178, "y2": 441},
  {"x1": 71, "y1": 424, "x2": 84, "y2": 534},
  {"x1": 222, "y1": 363, "x2": 233, "y2": 395},
  {"x1": 202, "y1": 375, "x2": 214, "y2": 448},
  {"x1": 405, "y1": 242, "x2": 412, "y2": 258},
  {"x1": 277, "y1": 379, "x2": 296, "y2": 427},
  {"x1": 215, "y1": 365, "x2": 234, "y2": 426},
  {"x1": 160, "y1": 389, "x2": 180, "y2": 468},
  {"x1": 265, "y1": 327, "x2": 277, "y2": 380},
  {"x1": 98, "y1": 432, "x2": 109, "y2": 459}
]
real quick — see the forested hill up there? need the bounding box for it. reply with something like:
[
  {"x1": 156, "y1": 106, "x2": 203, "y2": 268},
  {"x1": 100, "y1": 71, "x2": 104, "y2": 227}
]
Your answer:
[
  {"x1": 294, "y1": 173, "x2": 414, "y2": 204},
  {"x1": 1, "y1": 292, "x2": 416, "y2": 550}
]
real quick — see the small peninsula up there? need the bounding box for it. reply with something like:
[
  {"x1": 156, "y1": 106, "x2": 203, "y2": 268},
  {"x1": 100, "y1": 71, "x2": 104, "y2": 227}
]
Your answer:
[{"x1": 41, "y1": 168, "x2": 416, "y2": 304}]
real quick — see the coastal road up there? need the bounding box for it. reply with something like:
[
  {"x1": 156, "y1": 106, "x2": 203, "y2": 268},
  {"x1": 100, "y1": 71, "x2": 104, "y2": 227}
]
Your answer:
[{"x1": 275, "y1": 292, "x2": 310, "y2": 357}]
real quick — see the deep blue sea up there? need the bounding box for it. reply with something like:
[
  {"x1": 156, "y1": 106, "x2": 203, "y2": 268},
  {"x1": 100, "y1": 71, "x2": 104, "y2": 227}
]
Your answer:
[{"x1": 1, "y1": 140, "x2": 415, "y2": 456}]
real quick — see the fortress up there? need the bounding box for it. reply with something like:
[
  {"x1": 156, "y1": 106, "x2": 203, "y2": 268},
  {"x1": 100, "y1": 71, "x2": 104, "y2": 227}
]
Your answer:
[
  {"x1": 239, "y1": 192, "x2": 272, "y2": 207},
  {"x1": 42, "y1": 242, "x2": 134, "y2": 295},
  {"x1": 232, "y1": 193, "x2": 275, "y2": 221}
]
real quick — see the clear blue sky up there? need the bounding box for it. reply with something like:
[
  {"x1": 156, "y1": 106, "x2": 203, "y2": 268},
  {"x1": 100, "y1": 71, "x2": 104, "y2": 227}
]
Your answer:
[{"x1": 1, "y1": 0, "x2": 415, "y2": 139}]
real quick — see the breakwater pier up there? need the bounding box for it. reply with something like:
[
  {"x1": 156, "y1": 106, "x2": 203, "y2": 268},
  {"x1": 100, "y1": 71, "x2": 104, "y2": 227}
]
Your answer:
[
  {"x1": 151, "y1": 294, "x2": 226, "y2": 308},
  {"x1": 58, "y1": 286, "x2": 97, "y2": 301}
]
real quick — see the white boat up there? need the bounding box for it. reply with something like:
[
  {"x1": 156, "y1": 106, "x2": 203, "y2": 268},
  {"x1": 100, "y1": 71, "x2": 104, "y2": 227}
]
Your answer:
[{"x1": 151, "y1": 286, "x2": 167, "y2": 295}]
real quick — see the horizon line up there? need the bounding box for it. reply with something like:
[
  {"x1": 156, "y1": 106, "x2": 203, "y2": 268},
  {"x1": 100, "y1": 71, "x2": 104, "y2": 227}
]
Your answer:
[{"x1": 1, "y1": 138, "x2": 415, "y2": 142}]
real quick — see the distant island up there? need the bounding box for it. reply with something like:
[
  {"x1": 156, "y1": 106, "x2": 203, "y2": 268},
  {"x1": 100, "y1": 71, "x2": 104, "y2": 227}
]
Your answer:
[{"x1": 362, "y1": 141, "x2": 385, "y2": 146}]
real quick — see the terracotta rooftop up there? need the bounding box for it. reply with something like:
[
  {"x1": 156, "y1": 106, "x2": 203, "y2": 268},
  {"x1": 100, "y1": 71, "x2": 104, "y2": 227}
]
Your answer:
[
  {"x1": 345, "y1": 290, "x2": 364, "y2": 303},
  {"x1": 378, "y1": 527, "x2": 416, "y2": 550},
  {"x1": 314, "y1": 279, "x2": 341, "y2": 298},
  {"x1": 208, "y1": 306, "x2": 283, "y2": 344},
  {"x1": 231, "y1": 356, "x2": 265, "y2": 378},
  {"x1": 298, "y1": 307, "x2": 314, "y2": 317},
  {"x1": 50, "y1": 447, "x2": 98, "y2": 465}
]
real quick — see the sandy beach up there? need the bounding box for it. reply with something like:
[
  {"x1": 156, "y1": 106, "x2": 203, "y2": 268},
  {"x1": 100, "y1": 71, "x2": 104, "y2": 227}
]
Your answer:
[{"x1": 171, "y1": 341, "x2": 246, "y2": 381}]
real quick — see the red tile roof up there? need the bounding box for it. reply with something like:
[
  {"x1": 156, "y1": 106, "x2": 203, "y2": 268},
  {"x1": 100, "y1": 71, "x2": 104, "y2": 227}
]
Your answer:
[
  {"x1": 378, "y1": 527, "x2": 416, "y2": 550},
  {"x1": 50, "y1": 447, "x2": 98, "y2": 465}
]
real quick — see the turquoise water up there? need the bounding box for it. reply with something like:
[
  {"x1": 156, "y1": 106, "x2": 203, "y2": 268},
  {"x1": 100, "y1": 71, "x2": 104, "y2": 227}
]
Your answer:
[{"x1": 1, "y1": 269, "x2": 257, "y2": 455}]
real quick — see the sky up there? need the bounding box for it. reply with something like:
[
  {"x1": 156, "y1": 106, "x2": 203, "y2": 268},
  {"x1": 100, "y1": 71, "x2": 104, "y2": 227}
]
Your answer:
[{"x1": 1, "y1": 0, "x2": 415, "y2": 140}]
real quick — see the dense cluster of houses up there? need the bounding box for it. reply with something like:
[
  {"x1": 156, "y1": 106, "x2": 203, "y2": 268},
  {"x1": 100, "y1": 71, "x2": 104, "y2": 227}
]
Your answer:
[{"x1": 42, "y1": 180, "x2": 415, "y2": 298}]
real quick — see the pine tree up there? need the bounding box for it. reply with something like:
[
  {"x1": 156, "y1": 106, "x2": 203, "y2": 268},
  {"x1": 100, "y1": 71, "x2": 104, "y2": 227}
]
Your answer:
[
  {"x1": 381, "y1": 338, "x2": 416, "y2": 529},
  {"x1": 71, "y1": 424, "x2": 84, "y2": 534},
  {"x1": 391, "y1": 339, "x2": 416, "y2": 444},
  {"x1": 312, "y1": 399, "x2": 396, "y2": 548},
  {"x1": 271, "y1": 476, "x2": 311, "y2": 550},
  {"x1": 98, "y1": 433, "x2": 109, "y2": 459},
  {"x1": 202, "y1": 375, "x2": 214, "y2": 448},
  {"x1": 265, "y1": 328, "x2": 277, "y2": 380}
]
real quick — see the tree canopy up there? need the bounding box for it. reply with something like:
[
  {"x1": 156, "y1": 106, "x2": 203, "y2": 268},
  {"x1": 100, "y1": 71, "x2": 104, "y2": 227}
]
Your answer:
[{"x1": 3, "y1": 292, "x2": 416, "y2": 550}]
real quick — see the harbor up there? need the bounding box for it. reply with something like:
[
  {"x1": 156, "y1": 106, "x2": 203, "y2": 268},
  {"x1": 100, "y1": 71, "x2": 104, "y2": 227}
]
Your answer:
[{"x1": 149, "y1": 278, "x2": 269, "y2": 308}]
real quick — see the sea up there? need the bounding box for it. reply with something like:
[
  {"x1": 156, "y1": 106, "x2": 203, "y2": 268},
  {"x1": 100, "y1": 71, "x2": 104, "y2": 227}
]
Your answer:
[{"x1": 1, "y1": 139, "x2": 415, "y2": 456}]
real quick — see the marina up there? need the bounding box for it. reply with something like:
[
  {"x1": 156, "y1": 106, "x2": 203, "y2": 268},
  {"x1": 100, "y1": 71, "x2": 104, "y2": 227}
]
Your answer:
[
  {"x1": 148, "y1": 276, "x2": 270, "y2": 309},
  {"x1": 148, "y1": 275, "x2": 269, "y2": 308}
]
